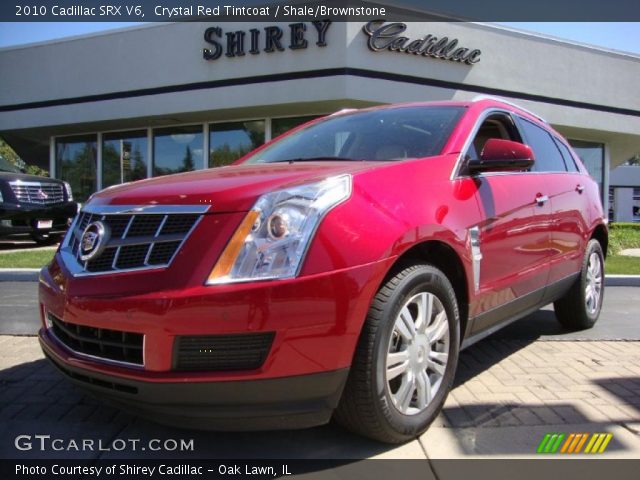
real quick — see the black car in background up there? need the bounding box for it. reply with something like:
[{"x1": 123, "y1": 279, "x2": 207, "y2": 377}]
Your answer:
[{"x1": 0, "y1": 156, "x2": 78, "y2": 244}]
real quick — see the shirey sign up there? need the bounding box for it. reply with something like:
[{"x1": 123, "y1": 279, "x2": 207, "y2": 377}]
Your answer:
[{"x1": 201, "y1": 20, "x2": 481, "y2": 65}]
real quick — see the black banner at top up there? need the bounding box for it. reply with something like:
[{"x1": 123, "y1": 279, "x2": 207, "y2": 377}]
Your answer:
[{"x1": 2, "y1": 0, "x2": 640, "y2": 22}]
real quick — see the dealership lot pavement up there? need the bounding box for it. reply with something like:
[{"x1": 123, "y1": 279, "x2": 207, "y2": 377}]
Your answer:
[
  {"x1": 0, "y1": 284, "x2": 639, "y2": 463},
  {"x1": 2, "y1": 282, "x2": 639, "y2": 339}
]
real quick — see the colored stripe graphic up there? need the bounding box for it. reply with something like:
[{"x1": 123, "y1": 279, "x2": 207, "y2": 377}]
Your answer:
[{"x1": 538, "y1": 433, "x2": 613, "y2": 454}]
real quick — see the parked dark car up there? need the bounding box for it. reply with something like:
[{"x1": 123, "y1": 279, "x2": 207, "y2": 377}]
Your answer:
[{"x1": 0, "y1": 156, "x2": 77, "y2": 244}]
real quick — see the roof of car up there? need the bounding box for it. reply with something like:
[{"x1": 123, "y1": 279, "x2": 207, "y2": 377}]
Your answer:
[{"x1": 339, "y1": 97, "x2": 549, "y2": 128}]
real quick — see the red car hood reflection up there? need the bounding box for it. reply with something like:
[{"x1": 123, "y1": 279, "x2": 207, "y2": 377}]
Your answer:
[{"x1": 89, "y1": 161, "x2": 383, "y2": 212}]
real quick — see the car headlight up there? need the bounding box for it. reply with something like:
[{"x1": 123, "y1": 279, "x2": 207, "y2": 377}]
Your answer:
[
  {"x1": 207, "y1": 175, "x2": 352, "y2": 284},
  {"x1": 63, "y1": 181, "x2": 73, "y2": 201},
  {"x1": 0, "y1": 189, "x2": 3, "y2": 203}
]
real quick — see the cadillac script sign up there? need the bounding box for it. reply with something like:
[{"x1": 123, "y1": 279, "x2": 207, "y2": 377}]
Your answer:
[{"x1": 362, "y1": 21, "x2": 482, "y2": 65}]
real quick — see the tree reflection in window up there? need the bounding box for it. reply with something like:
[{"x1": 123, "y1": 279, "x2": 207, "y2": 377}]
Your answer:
[
  {"x1": 102, "y1": 130, "x2": 148, "y2": 188},
  {"x1": 153, "y1": 126, "x2": 203, "y2": 176},
  {"x1": 209, "y1": 121, "x2": 265, "y2": 168},
  {"x1": 55, "y1": 135, "x2": 97, "y2": 202}
]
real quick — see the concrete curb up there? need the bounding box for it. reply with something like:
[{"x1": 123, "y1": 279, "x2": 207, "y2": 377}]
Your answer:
[
  {"x1": 606, "y1": 275, "x2": 640, "y2": 287},
  {"x1": 0, "y1": 268, "x2": 40, "y2": 282}
]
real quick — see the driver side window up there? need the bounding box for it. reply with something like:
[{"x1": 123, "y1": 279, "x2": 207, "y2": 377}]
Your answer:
[{"x1": 467, "y1": 112, "x2": 523, "y2": 161}]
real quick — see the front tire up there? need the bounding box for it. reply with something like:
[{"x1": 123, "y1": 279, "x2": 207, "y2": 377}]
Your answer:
[
  {"x1": 334, "y1": 264, "x2": 460, "y2": 443},
  {"x1": 554, "y1": 239, "x2": 605, "y2": 330}
]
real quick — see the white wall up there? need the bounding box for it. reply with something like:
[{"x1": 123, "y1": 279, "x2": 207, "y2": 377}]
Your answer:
[{"x1": 1, "y1": 21, "x2": 639, "y2": 165}]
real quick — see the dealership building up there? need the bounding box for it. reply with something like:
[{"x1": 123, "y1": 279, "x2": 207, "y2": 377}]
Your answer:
[{"x1": 1, "y1": 20, "x2": 639, "y2": 219}]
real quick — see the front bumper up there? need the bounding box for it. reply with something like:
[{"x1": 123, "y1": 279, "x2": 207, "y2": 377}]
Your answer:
[
  {"x1": 38, "y1": 254, "x2": 393, "y2": 429},
  {"x1": 40, "y1": 331, "x2": 348, "y2": 430},
  {"x1": 0, "y1": 201, "x2": 77, "y2": 237}
]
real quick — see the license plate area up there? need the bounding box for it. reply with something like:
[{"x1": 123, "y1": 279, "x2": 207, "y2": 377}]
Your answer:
[{"x1": 37, "y1": 220, "x2": 53, "y2": 229}]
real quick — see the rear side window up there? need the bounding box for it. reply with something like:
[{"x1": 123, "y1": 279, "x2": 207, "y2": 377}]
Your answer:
[
  {"x1": 518, "y1": 118, "x2": 567, "y2": 172},
  {"x1": 553, "y1": 138, "x2": 579, "y2": 172}
]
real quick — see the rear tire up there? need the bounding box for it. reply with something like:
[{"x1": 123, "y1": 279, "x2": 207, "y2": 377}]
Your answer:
[
  {"x1": 554, "y1": 239, "x2": 604, "y2": 330},
  {"x1": 334, "y1": 264, "x2": 460, "y2": 444}
]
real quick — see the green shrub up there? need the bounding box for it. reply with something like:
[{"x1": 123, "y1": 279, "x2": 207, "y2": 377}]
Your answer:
[{"x1": 608, "y1": 222, "x2": 640, "y2": 255}]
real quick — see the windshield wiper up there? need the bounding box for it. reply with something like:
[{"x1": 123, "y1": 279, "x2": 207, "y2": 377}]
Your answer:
[{"x1": 269, "y1": 156, "x2": 360, "y2": 163}]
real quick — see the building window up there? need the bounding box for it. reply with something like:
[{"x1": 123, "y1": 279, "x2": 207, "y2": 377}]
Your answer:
[
  {"x1": 271, "y1": 115, "x2": 320, "y2": 138},
  {"x1": 55, "y1": 135, "x2": 97, "y2": 202},
  {"x1": 153, "y1": 125, "x2": 203, "y2": 177},
  {"x1": 102, "y1": 130, "x2": 148, "y2": 188},
  {"x1": 568, "y1": 140, "x2": 605, "y2": 202},
  {"x1": 209, "y1": 120, "x2": 265, "y2": 168}
]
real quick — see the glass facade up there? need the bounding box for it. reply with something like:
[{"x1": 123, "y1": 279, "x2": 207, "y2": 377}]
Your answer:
[
  {"x1": 51, "y1": 121, "x2": 616, "y2": 208},
  {"x1": 49, "y1": 114, "x2": 352, "y2": 197},
  {"x1": 102, "y1": 130, "x2": 148, "y2": 188},
  {"x1": 271, "y1": 116, "x2": 319, "y2": 138},
  {"x1": 209, "y1": 120, "x2": 265, "y2": 168},
  {"x1": 568, "y1": 139, "x2": 605, "y2": 202},
  {"x1": 153, "y1": 125, "x2": 203, "y2": 177},
  {"x1": 55, "y1": 135, "x2": 97, "y2": 202}
]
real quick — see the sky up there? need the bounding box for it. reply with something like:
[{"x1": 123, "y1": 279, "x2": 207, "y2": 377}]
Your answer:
[{"x1": 0, "y1": 22, "x2": 639, "y2": 55}]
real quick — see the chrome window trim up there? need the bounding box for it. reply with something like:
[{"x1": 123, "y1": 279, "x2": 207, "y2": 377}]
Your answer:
[
  {"x1": 450, "y1": 108, "x2": 515, "y2": 180},
  {"x1": 461, "y1": 170, "x2": 593, "y2": 179},
  {"x1": 59, "y1": 204, "x2": 209, "y2": 277},
  {"x1": 450, "y1": 108, "x2": 591, "y2": 181},
  {"x1": 471, "y1": 95, "x2": 549, "y2": 124}
]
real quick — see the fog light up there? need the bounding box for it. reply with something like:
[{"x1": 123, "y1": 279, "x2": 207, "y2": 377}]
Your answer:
[{"x1": 1, "y1": 220, "x2": 11, "y2": 227}]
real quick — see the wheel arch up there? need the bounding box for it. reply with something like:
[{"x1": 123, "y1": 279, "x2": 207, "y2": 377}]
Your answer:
[
  {"x1": 590, "y1": 223, "x2": 609, "y2": 258},
  {"x1": 380, "y1": 240, "x2": 470, "y2": 342}
]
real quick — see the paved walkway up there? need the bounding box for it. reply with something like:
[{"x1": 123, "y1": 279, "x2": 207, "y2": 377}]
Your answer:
[
  {"x1": 620, "y1": 248, "x2": 640, "y2": 257},
  {"x1": 1, "y1": 335, "x2": 638, "y2": 460}
]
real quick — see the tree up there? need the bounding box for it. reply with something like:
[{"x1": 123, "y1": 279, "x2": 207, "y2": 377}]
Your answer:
[
  {"x1": 181, "y1": 146, "x2": 195, "y2": 172},
  {"x1": 0, "y1": 136, "x2": 49, "y2": 176},
  {"x1": 0, "y1": 137, "x2": 21, "y2": 166}
]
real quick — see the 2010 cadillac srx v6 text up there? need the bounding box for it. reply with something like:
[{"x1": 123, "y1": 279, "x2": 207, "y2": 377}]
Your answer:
[{"x1": 39, "y1": 98, "x2": 607, "y2": 443}]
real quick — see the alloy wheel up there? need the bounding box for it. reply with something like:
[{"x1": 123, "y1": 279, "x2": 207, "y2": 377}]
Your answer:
[
  {"x1": 385, "y1": 292, "x2": 450, "y2": 415},
  {"x1": 585, "y1": 252, "x2": 603, "y2": 315}
]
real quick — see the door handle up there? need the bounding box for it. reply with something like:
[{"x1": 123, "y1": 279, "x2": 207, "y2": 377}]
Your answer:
[
  {"x1": 576, "y1": 184, "x2": 585, "y2": 194},
  {"x1": 535, "y1": 194, "x2": 549, "y2": 206}
]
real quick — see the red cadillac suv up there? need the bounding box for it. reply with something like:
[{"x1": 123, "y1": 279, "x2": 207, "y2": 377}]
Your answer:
[{"x1": 39, "y1": 98, "x2": 607, "y2": 443}]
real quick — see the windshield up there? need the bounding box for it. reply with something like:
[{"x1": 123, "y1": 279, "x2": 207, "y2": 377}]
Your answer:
[
  {"x1": 242, "y1": 106, "x2": 465, "y2": 164},
  {"x1": 0, "y1": 155, "x2": 21, "y2": 173}
]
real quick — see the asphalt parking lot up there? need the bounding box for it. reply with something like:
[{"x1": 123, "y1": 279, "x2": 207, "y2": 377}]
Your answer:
[
  {"x1": 0, "y1": 278, "x2": 639, "y2": 466},
  {"x1": 2, "y1": 280, "x2": 639, "y2": 340}
]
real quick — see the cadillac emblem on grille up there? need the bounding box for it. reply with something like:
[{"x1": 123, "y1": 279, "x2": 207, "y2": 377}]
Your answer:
[{"x1": 79, "y1": 221, "x2": 110, "y2": 262}]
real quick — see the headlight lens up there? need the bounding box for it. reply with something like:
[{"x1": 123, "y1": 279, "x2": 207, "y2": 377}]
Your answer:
[
  {"x1": 63, "y1": 181, "x2": 73, "y2": 201},
  {"x1": 207, "y1": 175, "x2": 351, "y2": 284}
]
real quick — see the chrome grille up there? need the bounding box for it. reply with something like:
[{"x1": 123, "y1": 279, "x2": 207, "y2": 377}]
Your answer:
[
  {"x1": 60, "y1": 205, "x2": 208, "y2": 276},
  {"x1": 9, "y1": 181, "x2": 65, "y2": 206}
]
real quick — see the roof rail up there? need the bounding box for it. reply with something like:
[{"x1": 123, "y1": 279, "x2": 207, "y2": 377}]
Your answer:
[
  {"x1": 471, "y1": 95, "x2": 548, "y2": 124},
  {"x1": 330, "y1": 108, "x2": 358, "y2": 116}
]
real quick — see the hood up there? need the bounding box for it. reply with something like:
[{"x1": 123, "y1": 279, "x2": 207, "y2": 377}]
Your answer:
[
  {"x1": 0, "y1": 171, "x2": 63, "y2": 183},
  {"x1": 89, "y1": 161, "x2": 385, "y2": 212}
]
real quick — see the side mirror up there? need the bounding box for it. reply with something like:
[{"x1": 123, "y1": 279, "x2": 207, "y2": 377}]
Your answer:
[{"x1": 468, "y1": 138, "x2": 534, "y2": 174}]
